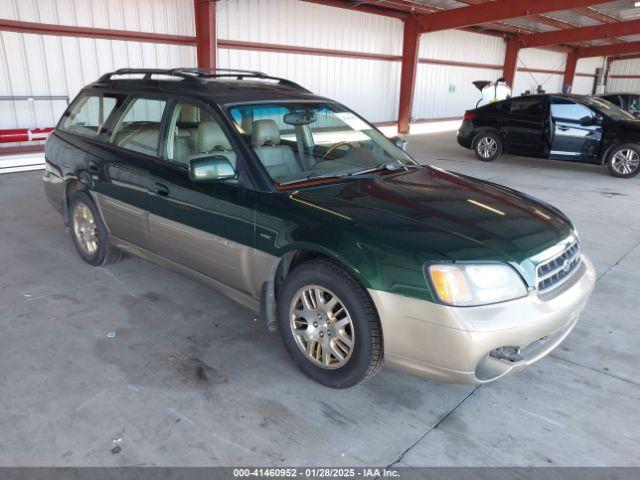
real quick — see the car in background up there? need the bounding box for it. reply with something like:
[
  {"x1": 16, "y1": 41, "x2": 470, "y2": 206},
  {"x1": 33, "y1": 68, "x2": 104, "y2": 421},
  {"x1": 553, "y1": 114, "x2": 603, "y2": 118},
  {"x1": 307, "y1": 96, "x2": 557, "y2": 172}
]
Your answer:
[
  {"x1": 44, "y1": 69, "x2": 595, "y2": 388},
  {"x1": 598, "y1": 92, "x2": 640, "y2": 119},
  {"x1": 458, "y1": 93, "x2": 640, "y2": 178}
]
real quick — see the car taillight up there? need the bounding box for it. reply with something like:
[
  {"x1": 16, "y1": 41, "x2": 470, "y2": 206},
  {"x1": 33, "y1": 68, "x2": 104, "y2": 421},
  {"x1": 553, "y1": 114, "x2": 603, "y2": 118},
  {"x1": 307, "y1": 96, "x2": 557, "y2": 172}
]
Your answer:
[{"x1": 463, "y1": 111, "x2": 477, "y2": 121}]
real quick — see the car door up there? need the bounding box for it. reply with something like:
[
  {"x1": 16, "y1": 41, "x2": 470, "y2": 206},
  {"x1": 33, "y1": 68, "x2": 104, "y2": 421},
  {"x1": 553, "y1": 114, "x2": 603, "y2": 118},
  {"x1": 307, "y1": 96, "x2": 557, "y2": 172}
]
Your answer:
[
  {"x1": 145, "y1": 100, "x2": 260, "y2": 297},
  {"x1": 502, "y1": 96, "x2": 548, "y2": 157},
  {"x1": 89, "y1": 95, "x2": 168, "y2": 250},
  {"x1": 549, "y1": 96, "x2": 602, "y2": 163}
]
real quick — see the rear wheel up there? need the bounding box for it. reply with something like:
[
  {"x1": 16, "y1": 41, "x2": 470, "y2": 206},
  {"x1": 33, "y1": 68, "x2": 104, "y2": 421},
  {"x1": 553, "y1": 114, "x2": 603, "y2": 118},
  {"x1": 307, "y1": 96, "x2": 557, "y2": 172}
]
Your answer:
[
  {"x1": 69, "y1": 190, "x2": 123, "y2": 266},
  {"x1": 276, "y1": 259, "x2": 383, "y2": 388},
  {"x1": 607, "y1": 144, "x2": 640, "y2": 178},
  {"x1": 473, "y1": 132, "x2": 502, "y2": 162}
]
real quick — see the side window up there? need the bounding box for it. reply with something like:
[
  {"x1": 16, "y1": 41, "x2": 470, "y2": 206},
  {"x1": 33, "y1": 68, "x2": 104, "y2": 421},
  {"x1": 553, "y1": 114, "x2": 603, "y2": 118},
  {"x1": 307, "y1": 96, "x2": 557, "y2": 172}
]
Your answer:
[
  {"x1": 59, "y1": 94, "x2": 122, "y2": 138},
  {"x1": 510, "y1": 97, "x2": 545, "y2": 116},
  {"x1": 165, "y1": 103, "x2": 237, "y2": 168},
  {"x1": 109, "y1": 97, "x2": 167, "y2": 156},
  {"x1": 628, "y1": 95, "x2": 640, "y2": 110},
  {"x1": 551, "y1": 98, "x2": 594, "y2": 123}
]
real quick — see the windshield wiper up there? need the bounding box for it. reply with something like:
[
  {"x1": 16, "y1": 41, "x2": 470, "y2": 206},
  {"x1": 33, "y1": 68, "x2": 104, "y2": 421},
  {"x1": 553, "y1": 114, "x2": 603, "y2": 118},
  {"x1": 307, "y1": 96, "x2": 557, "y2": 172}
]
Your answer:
[
  {"x1": 347, "y1": 162, "x2": 421, "y2": 177},
  {"x1": 277, "y1": 163, "x2": 421, "y2": 187},
  {"x1": 277, "y1": 172, "x2": 348, "y2": 187}
]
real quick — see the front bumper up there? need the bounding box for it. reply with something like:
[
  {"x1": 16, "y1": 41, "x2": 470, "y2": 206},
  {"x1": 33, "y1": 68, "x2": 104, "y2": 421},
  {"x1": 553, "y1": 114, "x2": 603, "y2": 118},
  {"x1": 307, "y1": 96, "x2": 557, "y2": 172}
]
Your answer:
[{"x1": 369, "y1": 255, "x2": 596, "y2": 384}]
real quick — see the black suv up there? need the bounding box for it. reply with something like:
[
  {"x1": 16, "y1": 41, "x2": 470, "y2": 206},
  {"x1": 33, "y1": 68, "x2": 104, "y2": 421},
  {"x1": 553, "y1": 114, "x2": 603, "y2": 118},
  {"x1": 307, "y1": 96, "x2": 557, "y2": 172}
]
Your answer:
[{"x1": 458, "y1": 94, "x2": 640, "y2": 178}]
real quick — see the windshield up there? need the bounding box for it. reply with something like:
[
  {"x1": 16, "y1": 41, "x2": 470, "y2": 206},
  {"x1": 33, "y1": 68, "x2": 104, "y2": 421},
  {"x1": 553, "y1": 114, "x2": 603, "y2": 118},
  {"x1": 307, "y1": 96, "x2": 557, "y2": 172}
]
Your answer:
[
  {"x1": 584, "y1": 96, "x2": 636, "y2": 121},
  {"x1": 227, "y1": 102, "x2": 416, "y2": 185}
]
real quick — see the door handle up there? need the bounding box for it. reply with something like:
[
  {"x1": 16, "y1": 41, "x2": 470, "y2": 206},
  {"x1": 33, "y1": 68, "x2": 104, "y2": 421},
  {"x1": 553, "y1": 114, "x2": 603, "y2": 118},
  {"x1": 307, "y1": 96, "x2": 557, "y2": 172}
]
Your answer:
[
  {"x1": 558, "y1": 126, "x2": 570, "y2": 131},
  {"x1": 151, "y1": 182, "x2": 169, "y2": 197},
  {"x1": 88, "y1": 161, "x2": 99, "y2": 173}
]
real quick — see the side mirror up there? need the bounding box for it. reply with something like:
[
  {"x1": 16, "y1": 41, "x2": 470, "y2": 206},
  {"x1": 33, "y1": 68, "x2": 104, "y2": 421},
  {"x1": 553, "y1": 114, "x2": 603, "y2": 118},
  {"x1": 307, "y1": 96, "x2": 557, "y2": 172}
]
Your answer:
[
  {"x1": 580, "y1": 116, "x2": 599, "y2": 127},
  {"x1": 188, "y1": 155, "x2": 236, "y2": 182},
  {"x1": 390, "y1": 136, "x2": 408, "y2": 151}
]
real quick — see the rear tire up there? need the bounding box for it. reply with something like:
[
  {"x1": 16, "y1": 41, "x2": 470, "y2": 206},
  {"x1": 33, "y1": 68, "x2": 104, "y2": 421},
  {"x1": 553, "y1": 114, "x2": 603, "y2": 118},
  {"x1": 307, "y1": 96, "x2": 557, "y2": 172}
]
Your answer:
[
  {"x1": 276, "y1": 259, "x2": 383, "y2": 388},
  {"x1": 606, "y1": 144, "x2": 640, "y2": 178},
  {"x1": 473, "y1": 131, "x2": 503, "y2": 162},
  {"x1": 69, "y1": 190, "x2": 123, "y2": 266}
]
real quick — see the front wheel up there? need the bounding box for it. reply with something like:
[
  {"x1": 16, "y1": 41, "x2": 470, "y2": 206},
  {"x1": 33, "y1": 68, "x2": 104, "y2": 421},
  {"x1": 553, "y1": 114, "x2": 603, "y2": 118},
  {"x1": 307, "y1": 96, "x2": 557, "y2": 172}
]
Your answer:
[
  {"x1": 276, "y1": 259, "x2": 383, "y2": 388},
  {"x1": 607, "y1": 144, "x2": 640, "y2": 178},
  {"x1": 473, "y1": 132, "x2": 503, "y2": 162}
]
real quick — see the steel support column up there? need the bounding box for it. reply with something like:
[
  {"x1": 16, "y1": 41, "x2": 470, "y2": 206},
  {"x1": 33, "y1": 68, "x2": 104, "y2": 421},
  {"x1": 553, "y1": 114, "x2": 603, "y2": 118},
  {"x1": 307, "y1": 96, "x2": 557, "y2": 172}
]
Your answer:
[
  {"x1": 503, "y1": 38, "x2": 520, "y2": 88},
  {"x1": 194, "y1": 0, "x2": 217, "y2": 69},
  {"x1": 563, "y1": 50, "x2": 578, "y2": 93},
  {"x1": 398, "y1": 18, "x2": 422, "y2": 134}
]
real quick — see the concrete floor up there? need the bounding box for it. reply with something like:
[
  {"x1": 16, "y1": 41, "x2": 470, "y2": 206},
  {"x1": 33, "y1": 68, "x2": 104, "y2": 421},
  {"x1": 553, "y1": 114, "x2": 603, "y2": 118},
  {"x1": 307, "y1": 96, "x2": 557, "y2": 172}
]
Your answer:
[{"x1": 1, "y1": 131, "x2": 639, "y2": 466}]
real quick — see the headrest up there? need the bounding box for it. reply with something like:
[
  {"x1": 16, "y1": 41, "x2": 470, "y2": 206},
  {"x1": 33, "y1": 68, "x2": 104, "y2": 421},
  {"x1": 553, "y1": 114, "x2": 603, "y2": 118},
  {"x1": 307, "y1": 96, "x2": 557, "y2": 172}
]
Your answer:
[
  {"x1": 251, "y1": 119, "x2": 280, "y2": 147},
  {"x1": 196, "y1": 121, "x2": 232, "y2": 152},
  {"x1": 179, "y1": 105, "x2": 199, "y2": 124}
]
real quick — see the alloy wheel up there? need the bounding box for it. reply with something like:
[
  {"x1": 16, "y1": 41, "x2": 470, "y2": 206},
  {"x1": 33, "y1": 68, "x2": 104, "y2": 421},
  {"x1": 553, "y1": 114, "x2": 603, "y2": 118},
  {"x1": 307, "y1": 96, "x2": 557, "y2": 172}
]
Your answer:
[
  {"x1": 289, "y1": 285, "x2": 355, "y2": 369},
  {"x1": 477, "y1": 136, "x2": 498, "y2": 159},
  {"x1": 72, "y1": 202, "x2": 99, "y2": 256},
  {"x1": 611, "y1": 148, "x2": 640, "y2": 175}
]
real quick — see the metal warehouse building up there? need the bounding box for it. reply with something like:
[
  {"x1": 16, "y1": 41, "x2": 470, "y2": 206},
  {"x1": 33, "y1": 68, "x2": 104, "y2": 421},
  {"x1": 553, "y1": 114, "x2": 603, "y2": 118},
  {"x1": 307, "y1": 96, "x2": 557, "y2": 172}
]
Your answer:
[
  {"x1": 0, "y1": 0, "x2": 639, "y2": 472},
  {"x1": 1, "y1": 0, "x2": 640, "y2": 158}
]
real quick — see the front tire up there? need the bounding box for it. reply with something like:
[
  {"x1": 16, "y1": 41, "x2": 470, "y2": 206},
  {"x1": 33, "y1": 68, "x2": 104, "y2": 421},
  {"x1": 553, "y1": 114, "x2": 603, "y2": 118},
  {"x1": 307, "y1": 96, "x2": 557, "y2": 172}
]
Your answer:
[
  {"x1": 607, "y1": 144, "x2": 640, "y2": 178},
  {"x1": 473, "y1": 131, "x2": 503, "y2": 162},
  {"x1": 276, "y1": 259, "x2": 383, "y2": 388},
  {"x1": 69, "y1": 190, "x2": 123, "y2": 266}
]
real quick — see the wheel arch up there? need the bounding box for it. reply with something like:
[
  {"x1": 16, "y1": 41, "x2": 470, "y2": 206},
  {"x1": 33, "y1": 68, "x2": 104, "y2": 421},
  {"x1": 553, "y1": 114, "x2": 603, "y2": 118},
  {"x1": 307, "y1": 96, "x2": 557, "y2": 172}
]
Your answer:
[
  {"x1": 259, "y1": 243, "x2": 374, "y2": 331},
  {"x1": 471, "y1": 128, "x2": 501, "y2": 147},
  {"x1": 62, "y1": 177, "x2": 89, "y2": 226},
  {"x1": 599, "y1": 141, "x2": 626, "y2": 166}
]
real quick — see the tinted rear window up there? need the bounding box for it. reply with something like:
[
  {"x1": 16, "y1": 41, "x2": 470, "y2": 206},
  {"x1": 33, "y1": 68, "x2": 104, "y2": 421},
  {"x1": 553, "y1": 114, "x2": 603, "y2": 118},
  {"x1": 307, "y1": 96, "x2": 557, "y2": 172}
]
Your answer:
[{"x1": 510, "y1": 97, "x2": 546, "y2": 115}]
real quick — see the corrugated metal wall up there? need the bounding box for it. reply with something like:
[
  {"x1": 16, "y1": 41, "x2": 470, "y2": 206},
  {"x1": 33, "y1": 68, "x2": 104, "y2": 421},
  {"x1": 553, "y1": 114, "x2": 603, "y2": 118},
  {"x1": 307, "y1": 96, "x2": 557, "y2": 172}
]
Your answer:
[
  {"x1": 574, "y1": 56, "x2": 603, "y2": 95},
  {"x1": 413, "y1": 30, "x2": 505, "y2": 119},
  {"x1": 0, "y1": 0, "x2": 605, "y2": 131},
  {"x1": 607, "y1": 57, "x2": 640, "y2": 92},
  {"x1": 513, "y1": 48, "x2": 566, "y2": 96},
  {"x1": 216, "y1": 0, "x2": 402, "y2": 124},
  {"x1": 0, "y1": 0, "x2": 196, "y2": 130}
]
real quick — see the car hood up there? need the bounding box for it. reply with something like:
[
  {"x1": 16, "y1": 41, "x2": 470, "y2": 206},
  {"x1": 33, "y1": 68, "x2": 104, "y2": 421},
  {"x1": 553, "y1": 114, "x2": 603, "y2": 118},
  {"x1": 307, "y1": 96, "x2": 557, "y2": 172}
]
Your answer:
[{"x1": 291, "y1": 166, "x2": 573, "y2": 264}]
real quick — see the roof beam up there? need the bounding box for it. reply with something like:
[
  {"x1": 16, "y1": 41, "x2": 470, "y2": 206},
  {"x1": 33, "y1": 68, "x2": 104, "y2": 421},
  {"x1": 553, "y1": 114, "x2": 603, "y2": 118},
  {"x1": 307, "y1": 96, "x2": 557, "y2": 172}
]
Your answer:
[
  {"x1": 0, "y1": 18, "x2": 195, "y2": 45},
  {"x1": 416, "y1": 0, "x2": 613, "y2": 32},
  {"x1": 571, "y1": 6, "x2": 619, "y2": 23},
  {"x1": 578, "y1": 40, "x2": 640, "y2": 58},
  {"x1": 517, "y1": 18, "x2": 640, "y2": 48},
  {"x1": 302, "y1": 0, "x2": 409, "y2": 19}
]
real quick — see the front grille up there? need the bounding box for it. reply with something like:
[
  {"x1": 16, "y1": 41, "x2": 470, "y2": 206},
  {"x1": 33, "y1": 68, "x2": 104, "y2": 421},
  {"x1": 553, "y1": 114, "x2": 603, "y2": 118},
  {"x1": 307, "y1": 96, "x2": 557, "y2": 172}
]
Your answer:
[{"x1": 536, "y1": 240, "x2": 582, "y2": 294}]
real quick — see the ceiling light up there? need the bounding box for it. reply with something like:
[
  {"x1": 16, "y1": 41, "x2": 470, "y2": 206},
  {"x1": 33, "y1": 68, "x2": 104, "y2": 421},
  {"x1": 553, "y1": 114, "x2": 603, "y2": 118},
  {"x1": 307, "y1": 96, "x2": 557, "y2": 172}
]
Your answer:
[{"x1": 635, "y1": 1, "x2": 640, "y2": 6}]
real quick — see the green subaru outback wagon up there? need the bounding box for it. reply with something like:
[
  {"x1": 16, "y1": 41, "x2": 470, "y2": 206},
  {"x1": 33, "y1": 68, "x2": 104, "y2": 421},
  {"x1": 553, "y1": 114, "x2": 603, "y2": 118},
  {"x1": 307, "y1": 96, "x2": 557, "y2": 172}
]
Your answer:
[{"x1": 43, "y1": 68, "x2": 595, "y2": 388}]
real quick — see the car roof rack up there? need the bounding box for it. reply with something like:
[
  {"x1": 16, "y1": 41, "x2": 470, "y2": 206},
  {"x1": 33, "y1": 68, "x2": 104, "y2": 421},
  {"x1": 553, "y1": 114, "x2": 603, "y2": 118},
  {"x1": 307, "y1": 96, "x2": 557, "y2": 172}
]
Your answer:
[{"x1": 97, "y1": 68, "x2": 310, "y2": 92}]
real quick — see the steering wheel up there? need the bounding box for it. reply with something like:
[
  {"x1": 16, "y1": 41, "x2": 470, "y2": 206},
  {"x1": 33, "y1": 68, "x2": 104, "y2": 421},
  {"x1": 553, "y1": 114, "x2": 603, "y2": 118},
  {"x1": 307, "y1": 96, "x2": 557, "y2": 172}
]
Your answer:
[{"x1": 320, "y1": 141, "x2": 354, "y2": 162}]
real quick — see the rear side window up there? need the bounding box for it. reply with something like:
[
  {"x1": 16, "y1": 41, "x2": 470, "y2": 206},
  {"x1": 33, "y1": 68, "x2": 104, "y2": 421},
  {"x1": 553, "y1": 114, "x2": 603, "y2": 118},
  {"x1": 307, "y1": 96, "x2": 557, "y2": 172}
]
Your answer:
[
  {"x1": 165, "y1": 102, "x2": 237, "y2": 167},
  {"x1": 109, "y1": 97, "x2": 167, "y2": 156},
  {"x1": 510, "y1": 97, "x2": 545, "y2": 116},
  {"x1": 59, "y1": 94, "x2": 123, "y2": 138}
]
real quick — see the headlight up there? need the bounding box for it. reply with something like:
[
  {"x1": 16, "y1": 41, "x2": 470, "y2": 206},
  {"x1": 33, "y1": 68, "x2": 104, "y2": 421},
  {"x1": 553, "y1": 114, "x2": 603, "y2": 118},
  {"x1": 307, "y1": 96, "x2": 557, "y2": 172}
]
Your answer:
[{"x1": 427, "y1": 263, "x2": 528, "y2": 307}]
